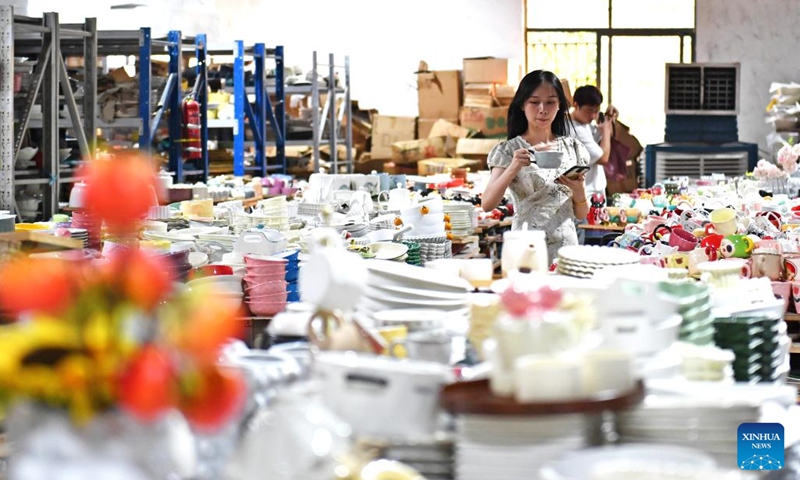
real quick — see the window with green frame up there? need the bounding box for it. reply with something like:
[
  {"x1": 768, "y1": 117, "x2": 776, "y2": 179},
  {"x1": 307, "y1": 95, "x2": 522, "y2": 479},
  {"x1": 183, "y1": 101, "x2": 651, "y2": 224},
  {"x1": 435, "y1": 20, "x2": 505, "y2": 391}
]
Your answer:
[{"x1": 525, "y1": 0, "x2": 696, "y2": 146}]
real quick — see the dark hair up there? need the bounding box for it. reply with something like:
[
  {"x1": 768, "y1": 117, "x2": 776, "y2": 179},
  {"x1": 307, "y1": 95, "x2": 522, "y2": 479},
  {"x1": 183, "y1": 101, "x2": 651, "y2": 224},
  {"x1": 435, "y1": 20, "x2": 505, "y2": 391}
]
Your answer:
[
  {"x1": 507, "y1": 70, "x2": 573, "y2": 139},
  {"x1": 573, "y1": 85, "x2": 603, "y2": 107}
]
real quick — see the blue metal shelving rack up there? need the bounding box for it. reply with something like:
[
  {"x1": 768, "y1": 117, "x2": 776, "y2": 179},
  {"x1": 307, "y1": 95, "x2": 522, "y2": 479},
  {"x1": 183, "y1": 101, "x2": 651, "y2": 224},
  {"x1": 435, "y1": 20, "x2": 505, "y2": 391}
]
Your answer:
[
  {"x1": 137, "y1": 29, "x2": 204, "y2": 182},
  {"x1": 202, "y1": 41, "x2": 287, "y2": 177}
]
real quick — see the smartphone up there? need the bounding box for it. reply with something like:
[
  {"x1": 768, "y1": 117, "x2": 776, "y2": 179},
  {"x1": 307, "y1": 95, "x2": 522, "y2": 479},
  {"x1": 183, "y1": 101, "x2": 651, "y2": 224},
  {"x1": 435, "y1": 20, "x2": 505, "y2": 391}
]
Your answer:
[
  {"x1": 560, "y1": 165, "x2": 590, "y2": 180},
  {"x1": 598, "y1": 112, "x2": 605, "y2": 123}
]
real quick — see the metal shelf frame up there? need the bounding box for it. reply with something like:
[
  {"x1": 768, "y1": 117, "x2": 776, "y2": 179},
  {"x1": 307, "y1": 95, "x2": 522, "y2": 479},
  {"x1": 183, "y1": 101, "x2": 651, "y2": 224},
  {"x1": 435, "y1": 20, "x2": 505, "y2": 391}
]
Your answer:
[
  {"x1": 0, "y1": 7, "x2": 97, "y2": 220},
  {"x1": 310, "y1": 51, "x2": 352, "y2": 174},
  {"x1": 201, "y1": 42, "x2": 287, "y2": 177}
]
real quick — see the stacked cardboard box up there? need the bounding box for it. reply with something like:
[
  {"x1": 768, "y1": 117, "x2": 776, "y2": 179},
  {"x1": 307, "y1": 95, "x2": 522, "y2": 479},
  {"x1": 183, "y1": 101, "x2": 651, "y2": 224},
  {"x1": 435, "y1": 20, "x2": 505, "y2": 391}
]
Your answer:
[{"x1": 458, "y1": 58, "x2": 513, "y2": 139}]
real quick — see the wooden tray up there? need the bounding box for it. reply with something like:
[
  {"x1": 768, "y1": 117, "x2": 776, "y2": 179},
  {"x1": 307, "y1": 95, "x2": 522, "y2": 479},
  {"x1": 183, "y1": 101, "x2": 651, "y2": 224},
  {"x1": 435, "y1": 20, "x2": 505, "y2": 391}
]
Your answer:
[{"x1": 440, "y1": 379, "x2": 645, "y2": 416}]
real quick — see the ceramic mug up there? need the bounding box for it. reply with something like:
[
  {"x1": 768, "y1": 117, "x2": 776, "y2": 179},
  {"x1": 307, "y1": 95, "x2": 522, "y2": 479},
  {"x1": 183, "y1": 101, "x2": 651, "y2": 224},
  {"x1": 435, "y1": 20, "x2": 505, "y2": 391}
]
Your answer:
[
  {"x1": 783, "y1": 255, "x2": 800, "y2": 282},
  {"x1": 751, "y1": 250, "x2": 783, "y2": 281},
  {"x1": 665, "y1": 253, "x2": 689, "y2": 269},
  {"x1": 709, "y1": 207, "x2": 738, "y2": 236},
  {"x1": 669, "y1": 227, "x2": 699, "y2": 252},
  {"x1": 719, "y1": 234, "x2": 755, "y2": 259}
]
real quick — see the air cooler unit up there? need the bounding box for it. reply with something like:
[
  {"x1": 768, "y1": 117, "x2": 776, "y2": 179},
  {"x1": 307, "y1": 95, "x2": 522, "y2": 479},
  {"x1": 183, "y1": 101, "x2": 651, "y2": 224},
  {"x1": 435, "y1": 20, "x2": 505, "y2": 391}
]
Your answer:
[{"x1": 644, "y1": 62, "x2": 757, "y2": 187}]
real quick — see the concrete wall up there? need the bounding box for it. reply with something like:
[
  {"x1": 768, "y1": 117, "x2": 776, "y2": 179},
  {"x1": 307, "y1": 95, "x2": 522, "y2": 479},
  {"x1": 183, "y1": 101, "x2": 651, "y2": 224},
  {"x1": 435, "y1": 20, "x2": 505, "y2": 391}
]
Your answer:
[{"x1": 696, "y1": 0, "x2": 800, "y2": 151}]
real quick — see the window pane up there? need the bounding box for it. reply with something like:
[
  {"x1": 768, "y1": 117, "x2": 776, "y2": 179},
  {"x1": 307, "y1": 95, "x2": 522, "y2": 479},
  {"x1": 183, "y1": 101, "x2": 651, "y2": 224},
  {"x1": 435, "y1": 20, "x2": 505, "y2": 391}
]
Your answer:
[
  {"x1": 526, "y1": 32, "x2": 597, "y2": 91},
  {"x1": 599, "y1": 36, "x2": 610, "y2": 99},
  {"x1": 682, "y1": 36, "x2": 693, "y2": 63},
  {"x1": 611, "y1": 0, "x2": 695, "y2": 28},
  {"x1": 527, "y1": 0, "x2": 609, "y2": 29},
  {"x1": 610, "y1": 36, "x2": 682, "y2": 146}
]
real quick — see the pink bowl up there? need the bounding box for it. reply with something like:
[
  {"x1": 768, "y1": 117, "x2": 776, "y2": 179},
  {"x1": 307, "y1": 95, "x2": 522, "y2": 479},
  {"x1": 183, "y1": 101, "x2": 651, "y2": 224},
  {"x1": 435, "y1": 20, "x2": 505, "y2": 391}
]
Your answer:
[
  {"x1": 243, "y1": 272, "x2": 286, "y2": 285},
  {"x1": 247, "y1": 290, "x2": 287, "y2": 302},
  {"x1": 244, "y1": 254, "x2": 288, "y2": 267},
  {"x1": 245, "y1": 280, "x2": 288, "y2": 297},
  {"x1": 247, "y1": 299, "x2": 287, "y2": 316}
]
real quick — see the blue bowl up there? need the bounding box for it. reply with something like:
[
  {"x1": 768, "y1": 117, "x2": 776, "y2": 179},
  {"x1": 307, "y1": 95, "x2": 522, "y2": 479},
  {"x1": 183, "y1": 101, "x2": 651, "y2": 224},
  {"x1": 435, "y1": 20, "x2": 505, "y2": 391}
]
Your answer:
[{"x1": 274, "y1": 248, "x2": 300, "y2": 263}]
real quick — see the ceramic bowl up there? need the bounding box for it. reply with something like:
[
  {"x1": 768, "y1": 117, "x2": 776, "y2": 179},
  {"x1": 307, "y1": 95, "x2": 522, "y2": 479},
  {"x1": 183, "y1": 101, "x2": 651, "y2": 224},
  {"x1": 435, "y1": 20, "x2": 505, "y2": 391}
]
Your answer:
[
  {"x1": 246, "y1": 280, "x2": 288, "y2": 297},
  {"x1": 247, "y1": 299, "x2": 287, "y2": 316}
]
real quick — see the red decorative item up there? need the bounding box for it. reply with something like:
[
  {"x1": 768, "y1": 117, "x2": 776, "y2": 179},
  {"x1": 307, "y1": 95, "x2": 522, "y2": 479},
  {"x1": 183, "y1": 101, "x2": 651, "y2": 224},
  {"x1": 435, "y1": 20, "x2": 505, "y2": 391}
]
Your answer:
[
  {"x1": 182, "y1": 99, "x2": 202, "y2": 160},
  {"x1": 587, "y1": 192, "x2": 606, "y2": 226}
]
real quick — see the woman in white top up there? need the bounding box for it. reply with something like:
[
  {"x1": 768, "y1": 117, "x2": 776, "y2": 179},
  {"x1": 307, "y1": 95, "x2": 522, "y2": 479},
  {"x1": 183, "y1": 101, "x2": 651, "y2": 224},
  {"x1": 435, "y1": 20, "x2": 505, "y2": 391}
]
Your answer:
[{"x1": 481, "y1": 70, "x2": 590, "y2": 265}]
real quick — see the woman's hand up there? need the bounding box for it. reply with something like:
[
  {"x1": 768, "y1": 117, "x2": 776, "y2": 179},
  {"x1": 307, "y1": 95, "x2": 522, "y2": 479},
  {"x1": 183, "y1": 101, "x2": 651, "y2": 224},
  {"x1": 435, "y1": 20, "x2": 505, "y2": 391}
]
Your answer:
[
  {"x1": 605, "y1": 104, "x2": 619, "y2": 120},
  {"x1": 555, "y1": 173, "x2": 586, "y2": 194},
  {"x1": 510, "y1": 148, "x2": 533, "y2": 171}
]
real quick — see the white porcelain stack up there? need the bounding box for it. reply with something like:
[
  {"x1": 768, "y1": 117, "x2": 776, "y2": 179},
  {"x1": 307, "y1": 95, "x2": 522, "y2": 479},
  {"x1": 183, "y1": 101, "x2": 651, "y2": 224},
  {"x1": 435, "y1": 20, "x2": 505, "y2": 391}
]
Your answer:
[
  {"x1": 557, "y1": 245, "x2": 641, "y2": 279},
  {"x1": 454, "y1": 414, "x2": 590, "y2": 480},
  {"x1": 443, "y1": 201, "x2": 474, "y2": 238},
  {"x1": 356, "y1": 260, "x2": 471, "y2": 328},
  {"x1": 616, "y1": 397, "x2": 763, "y2": 468},
  {"x1": 233, "y1": 196, "x2": 289, "y2": 234}
]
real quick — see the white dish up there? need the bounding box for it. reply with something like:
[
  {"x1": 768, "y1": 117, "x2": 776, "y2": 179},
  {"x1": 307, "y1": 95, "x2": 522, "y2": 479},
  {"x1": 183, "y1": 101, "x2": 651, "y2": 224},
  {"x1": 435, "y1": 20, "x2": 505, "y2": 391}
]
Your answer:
[
  {"x1": 538, "y1": 444, "x2": 717, "y2": 480},
  {"x1": 369, "y1": 242, "x2": 409, "y2": 260},
  {"x1": 558, "y1": 245, "x2": 640, "y2": 265},
  {"x1": 362, "y1": 290, "x2": 467, "y2": 308},
  {"x1": 172, "y1": 226, "x2": 228, "y2": 237},
  {"x1": 188, "y1": 251, "x2": 209, "y2": 267},
  {"x1": 368, "y1": 283, "x2": 469, "y2": 301},
  {"x1": 366, "y1": 260, "x2": 471, "y2": 292}
]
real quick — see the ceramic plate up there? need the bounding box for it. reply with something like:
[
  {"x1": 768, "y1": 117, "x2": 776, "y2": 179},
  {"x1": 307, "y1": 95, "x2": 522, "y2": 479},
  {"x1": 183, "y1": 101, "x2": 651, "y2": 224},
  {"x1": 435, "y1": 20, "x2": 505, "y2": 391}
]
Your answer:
[
  {"x1": 370, "y1": 242, "x2": 409, "y2": 260},
  {"x1": 366, "y1": 260, "x2": 471, "y2": 292},
  {"x1": 369, "y1": 283, "x2": 469, "y2": 301},
  {"x1": 538, "y1": 444, "x2": 717, "y2": 480},
  {"x1": 558, "y1": 245, "x2": 640, "y2": 265}
]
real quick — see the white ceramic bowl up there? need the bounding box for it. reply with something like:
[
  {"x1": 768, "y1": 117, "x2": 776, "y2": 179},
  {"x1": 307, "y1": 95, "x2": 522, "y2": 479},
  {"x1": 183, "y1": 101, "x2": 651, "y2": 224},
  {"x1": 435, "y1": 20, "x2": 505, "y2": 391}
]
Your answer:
[{"x1": 187, "y1": 275, "x2": 243, "y2": 295}]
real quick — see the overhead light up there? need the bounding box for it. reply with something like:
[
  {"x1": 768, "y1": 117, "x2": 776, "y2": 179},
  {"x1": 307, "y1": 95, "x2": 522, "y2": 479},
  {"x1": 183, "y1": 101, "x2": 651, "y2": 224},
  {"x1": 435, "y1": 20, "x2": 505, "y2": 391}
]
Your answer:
[{"x1": 110, "y1": 3, "x2": 147, "y2": 9}]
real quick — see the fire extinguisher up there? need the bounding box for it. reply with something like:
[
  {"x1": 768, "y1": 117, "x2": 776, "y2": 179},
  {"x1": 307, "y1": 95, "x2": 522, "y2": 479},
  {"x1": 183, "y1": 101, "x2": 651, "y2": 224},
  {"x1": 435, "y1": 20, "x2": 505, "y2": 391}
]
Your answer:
[{"x1": 182, "y1": 98, "x2": 202, "y2": 160}]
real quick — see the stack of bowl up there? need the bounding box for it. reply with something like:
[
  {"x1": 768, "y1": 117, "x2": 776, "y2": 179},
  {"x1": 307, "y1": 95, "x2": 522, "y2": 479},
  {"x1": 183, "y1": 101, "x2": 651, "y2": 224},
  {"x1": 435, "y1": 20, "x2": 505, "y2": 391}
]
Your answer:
[
  {"x1": 71, "y1": 211, "x2": 102, "y2": 248},
  {"x1": 243, "y1": 254, "x2": 288, "y2": 316},
  {"x1": 187, "y1": 264, "x2": 244, "y2": 314},
  {"x1": 159, "y1": 249, "x2": 193, "y2": 282},
  {"x1": 274, "y1": 249, "x2": 301, "y2": 302}
]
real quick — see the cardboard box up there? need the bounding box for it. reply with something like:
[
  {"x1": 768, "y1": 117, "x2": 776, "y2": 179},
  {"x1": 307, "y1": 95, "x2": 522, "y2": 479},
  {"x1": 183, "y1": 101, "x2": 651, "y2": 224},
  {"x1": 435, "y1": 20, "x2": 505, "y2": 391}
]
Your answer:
[
  {"x1": 456, "y1": 138, "x2": 502, "y2": 160},
  {"x1": 418, "y1": 118, "x2": 441, "y2": 140},
  {"x1": 494, "y1": 84, "x2": 516, "y2": 107},
  {"x1": 383, "y1": 163, "x2": 418, "y2": 175},
  {"x1": 428, "y1": 119, "x2": 472, "y2": 139},
  {"x1": 418, "y1": 157, "x2": 485, "y2": 176},
  {"x1": 463, "y1": 58, "x2": 508, "y2": 84},
  {"x1": 459, "y1": 106, "x2": 509, "y2": 138},
  {"x1": 370, "y1": 115, "x2": 417, "y2": 159},
  {"x1": 417, "y1": 70, "x2": 462, "y2": 119},
  {"x1": 391, "y1": 137, "x2": 447, "y2": 164}
]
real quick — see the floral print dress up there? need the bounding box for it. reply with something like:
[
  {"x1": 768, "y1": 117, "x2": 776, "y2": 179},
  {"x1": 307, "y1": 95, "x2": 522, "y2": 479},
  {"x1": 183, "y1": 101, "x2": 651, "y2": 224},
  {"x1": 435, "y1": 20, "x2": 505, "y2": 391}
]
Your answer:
[{"x1": 487, "y1": 135, "x2": 590, "y2": 264}]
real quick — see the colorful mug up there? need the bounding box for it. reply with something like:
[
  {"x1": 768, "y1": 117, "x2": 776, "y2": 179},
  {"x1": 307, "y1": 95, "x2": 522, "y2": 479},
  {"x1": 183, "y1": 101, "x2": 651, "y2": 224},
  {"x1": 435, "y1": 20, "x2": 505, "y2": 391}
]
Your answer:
[{"x1": 720, "y1": 235, "x2": 755, "y2": 259}]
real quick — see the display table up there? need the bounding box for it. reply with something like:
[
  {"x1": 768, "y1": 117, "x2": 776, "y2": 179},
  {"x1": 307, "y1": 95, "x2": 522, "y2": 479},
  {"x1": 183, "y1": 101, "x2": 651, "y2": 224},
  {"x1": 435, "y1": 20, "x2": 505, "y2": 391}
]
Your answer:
[{"x1": 578, "y1": 223, "x2": 625, "y2": 246}]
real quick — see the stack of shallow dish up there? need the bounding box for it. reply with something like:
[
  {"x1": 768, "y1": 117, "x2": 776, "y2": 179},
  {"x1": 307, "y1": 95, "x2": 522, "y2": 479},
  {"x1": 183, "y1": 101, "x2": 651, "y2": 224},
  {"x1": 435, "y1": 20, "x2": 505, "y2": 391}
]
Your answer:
[
  {"x1": 402, "y1": 241, "x2": 421, "y2": 266},
  {"x1": 369, "y1": 242, "x2": 409, "y2": 262},
  {"x1": 402, "y1": 234, "x2": 452, "y2": 264},
  {"x1": 357, "y1": 260, "x2": 470, "y2": 323},
  {"x1": 556, "y1": 245, "x2": 640, "y2": 279},
  {"x1": 455, "y1": 414, "x2": 589, "y2": 480},
  {"x1": 714, "y1": 314, "x2": 787, "y2": 383},
  {"x1": 334, "y1": 222, "x2": 370, "y2": 238},
  {"x1": 659, "y1": 280, "x2": 715, "y2": 345},
  {"x1": 616, "y1": 396, "x2": 762, "y2": 467},
  {"x1": 71, "y1": 211, "x2": 102, "y2": 248},
  {"x1": 443, "y1": 202, "x2": 474, "y2": 238}
]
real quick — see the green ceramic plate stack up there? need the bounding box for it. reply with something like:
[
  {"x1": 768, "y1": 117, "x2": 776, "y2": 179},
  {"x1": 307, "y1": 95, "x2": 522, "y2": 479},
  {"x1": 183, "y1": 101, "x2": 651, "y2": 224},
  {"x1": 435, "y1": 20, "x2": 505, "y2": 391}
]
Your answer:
[
  {"x1": 658, "y1": 280, "x2": 714, "y2": 345},
  {"x1": 402, "y1": 241, "x2": 422, "y2": 266},
  {"x1": 713, "y1": 315, "x2": 783, "y2": 383}
]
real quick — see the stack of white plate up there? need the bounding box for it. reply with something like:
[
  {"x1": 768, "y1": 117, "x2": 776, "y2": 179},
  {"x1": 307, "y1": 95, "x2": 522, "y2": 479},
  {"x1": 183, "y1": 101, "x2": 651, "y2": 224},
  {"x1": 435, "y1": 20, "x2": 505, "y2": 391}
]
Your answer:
[
  {"x1": 357, "y1": 260, "x2": 470, "y2": 323},
  {"x1": 443, "y1": 202, "x2": 474, "y2": 238},
  {"x1": 557, "y1": 245, "x2": 640, "y2": 279},
  {"x1": 616, "y1": 396, "x2": 761, "y2": 467},
  {"x1": 455, "y1": 414, "x2": 589, "y2": 480}
]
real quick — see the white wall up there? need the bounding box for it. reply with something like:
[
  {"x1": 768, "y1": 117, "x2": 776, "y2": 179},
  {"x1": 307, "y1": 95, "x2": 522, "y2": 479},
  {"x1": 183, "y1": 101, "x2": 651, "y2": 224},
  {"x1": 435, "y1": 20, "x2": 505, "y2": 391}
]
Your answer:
[
  {"x1": 696, "y1": 0, "x2": 800, "y2": 152},
  {"x1": 22, "y1": 0, "x2": 524, "y2": 117}
]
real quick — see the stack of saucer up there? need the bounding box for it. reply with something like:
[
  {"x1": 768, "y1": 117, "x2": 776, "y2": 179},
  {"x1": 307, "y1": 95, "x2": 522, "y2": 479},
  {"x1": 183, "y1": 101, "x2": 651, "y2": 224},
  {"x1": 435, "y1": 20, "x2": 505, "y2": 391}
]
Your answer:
[
  {"x1": 659, "y1": 280, "x2": 714, "y2": 345},
  {"x1": 402, "y1": 241, "x2": 421, "y2": 266},
  {"x1": 556, "y1": 245, "x2": 640, "y2": 279},
  {"x1": 70, "y1": 211, "x2": 102, "y2": 248},
  {"x1": 443, "y1": 202, "x2": 474, "y2": 238}
]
